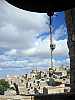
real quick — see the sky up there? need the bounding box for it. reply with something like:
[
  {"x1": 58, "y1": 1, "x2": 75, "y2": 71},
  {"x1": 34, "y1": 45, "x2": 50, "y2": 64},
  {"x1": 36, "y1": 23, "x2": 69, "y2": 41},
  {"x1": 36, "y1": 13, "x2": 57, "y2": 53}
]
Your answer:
[{"x1": 0, "y1": 0, "x2": 70, "y2": 78}]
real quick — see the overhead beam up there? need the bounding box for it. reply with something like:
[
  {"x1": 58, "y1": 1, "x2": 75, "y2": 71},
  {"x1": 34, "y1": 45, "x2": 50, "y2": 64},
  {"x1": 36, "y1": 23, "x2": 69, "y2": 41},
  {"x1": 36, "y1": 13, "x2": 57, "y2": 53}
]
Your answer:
[{"x1": 5, "y1": 0, "x2": 75, "y2": 13}]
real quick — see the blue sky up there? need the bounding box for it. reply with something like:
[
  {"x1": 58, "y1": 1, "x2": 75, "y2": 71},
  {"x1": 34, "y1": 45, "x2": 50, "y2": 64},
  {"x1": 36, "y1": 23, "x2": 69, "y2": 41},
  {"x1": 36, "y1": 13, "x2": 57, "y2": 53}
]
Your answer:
[{"x1": 0, "y1": 0, "x2": 70, "y2": 78}]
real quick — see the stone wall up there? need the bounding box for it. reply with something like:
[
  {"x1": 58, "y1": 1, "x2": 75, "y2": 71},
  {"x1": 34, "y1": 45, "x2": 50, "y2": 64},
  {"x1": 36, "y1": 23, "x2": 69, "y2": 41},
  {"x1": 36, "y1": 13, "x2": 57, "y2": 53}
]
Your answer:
[
  {"x1": 0, "y1": 95, "x2": 34, "y2": 100},
  {"x1": 65, "y1": 8, "x2": 75, "y2": 93}
]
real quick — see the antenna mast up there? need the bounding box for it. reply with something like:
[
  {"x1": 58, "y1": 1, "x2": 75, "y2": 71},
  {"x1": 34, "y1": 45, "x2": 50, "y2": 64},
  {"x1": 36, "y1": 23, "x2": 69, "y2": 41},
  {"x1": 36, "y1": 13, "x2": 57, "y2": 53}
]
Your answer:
[{"x1": 47, "y1": 12, "x2": 55, "y2": 68}]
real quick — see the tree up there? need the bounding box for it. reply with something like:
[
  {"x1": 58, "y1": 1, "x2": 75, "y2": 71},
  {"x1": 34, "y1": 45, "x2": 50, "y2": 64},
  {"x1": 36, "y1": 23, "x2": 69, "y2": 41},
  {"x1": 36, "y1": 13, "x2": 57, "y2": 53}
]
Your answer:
[
  {"x1": 0, "y1": 79, "x2": 10, "y2": 95},
  {"x1": 47, "y1": 78, "x2": 62, "y2": 86},
  {"x1": 47, "y1": 78, "x2": 55, "y2": 86}
]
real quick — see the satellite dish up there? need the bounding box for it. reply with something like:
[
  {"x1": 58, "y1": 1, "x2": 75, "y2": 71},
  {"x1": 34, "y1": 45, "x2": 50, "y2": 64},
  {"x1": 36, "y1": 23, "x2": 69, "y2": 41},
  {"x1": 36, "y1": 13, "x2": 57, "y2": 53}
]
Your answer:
[{"x1": 5, "y1": 0, "x2": 75, "y2": 13}]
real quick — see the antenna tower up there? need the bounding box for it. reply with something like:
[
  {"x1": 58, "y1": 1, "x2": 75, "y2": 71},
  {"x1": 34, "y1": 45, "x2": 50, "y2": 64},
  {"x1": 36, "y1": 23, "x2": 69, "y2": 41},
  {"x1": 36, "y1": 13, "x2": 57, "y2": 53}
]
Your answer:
[{"x1": 47, "y1": 12, "x2": 56, "y2": 68}]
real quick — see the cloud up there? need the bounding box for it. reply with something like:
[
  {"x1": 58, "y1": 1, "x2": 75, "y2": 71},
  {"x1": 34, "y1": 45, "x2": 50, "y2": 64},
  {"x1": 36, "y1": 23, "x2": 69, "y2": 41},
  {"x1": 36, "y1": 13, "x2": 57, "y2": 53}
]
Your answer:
[
  {"x1": 20, "y1": 38, "x2": 69, "y2": 58},
  {"x1": 0, "y1": 1, "x2": 70, "y2": 73},
  {"x1": 1, "y1": 37, "x2": 69, "y2": 69},
  {"x1": 0, "y1": 0, "x2": 49, "y2": 49},
  {"x1": 53, "y1": 24, "x2": 67, "y2": 40},
  {"x1": 5, "y1": 49, "x2": 17, "y2": 56},
  {"x1": 0, "y1": 68, "x2": 3, "y2": 71},
  {"x1": 53, "y1": 39, "x2": 69, "y2": 56},
  {"x1": 0, "y1": 55, "x2": 10, "y2": 62},
  {"x1": 66, "y1": 58, "x2": 70, "y2": 66}
]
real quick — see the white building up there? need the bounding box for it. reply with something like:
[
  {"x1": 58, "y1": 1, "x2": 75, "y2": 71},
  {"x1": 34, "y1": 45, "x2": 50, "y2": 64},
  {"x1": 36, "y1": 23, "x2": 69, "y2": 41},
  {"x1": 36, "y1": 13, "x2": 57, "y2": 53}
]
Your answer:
[{"x1": 4, "y1": 89, "x2": 16, "y2": 96}]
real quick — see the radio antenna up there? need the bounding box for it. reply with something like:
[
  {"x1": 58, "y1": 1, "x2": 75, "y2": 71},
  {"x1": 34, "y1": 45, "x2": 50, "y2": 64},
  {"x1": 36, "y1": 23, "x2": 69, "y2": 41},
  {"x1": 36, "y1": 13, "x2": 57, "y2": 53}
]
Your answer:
[{"x1": 47, "y1": 12, "x2": 56, "y2": 68}]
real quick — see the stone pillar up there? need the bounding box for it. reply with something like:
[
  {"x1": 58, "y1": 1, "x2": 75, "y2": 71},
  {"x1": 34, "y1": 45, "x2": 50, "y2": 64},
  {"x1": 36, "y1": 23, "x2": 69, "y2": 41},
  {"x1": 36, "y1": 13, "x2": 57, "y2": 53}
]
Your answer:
[{"x1": 65, "y1": 8, "x2": 75, "y2": 93}]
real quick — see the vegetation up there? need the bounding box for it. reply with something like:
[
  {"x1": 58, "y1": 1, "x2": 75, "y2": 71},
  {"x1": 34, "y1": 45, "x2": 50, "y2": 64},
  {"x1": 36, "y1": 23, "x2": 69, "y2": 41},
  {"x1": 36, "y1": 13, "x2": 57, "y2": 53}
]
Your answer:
[
  {"x1": 0, "y1": 79, "x2": 10, "y2": 95},
  {"x1": 35, "y1": 71, "x2": 41, "y2": 79},
  {"x1": 47, "y1": 78, "x2": 62, "y2": 86},
  {"x1": 47, "y1": 78, "x2": 55, "y2": 86}
]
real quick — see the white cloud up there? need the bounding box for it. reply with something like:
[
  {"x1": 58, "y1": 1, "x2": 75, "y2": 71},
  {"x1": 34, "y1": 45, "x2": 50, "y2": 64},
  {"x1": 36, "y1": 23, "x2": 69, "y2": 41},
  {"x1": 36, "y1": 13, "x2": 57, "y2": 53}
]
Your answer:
[
  {"x1": 0, "y1": 0, "x2": 49, "y2": 49},
  {"x1": 20, "y1": 38, "x2": 69, "y2": 58},
  {"x1": 53, "y1": 24, "x2": 67, "y2": 40},
  {"x1": 2, "y1": 37, "x2": 69, "y2": 68},
  {"x1": 2, "y1": 30, "x2": 69, "y2": 67},
  {"x1": 0, "y1": 55, "x2": 10, "y2": 61},
  {"x1": 0, "y1": 68, "x2": 3, "y2": 71},
  {"x1": 22, "y1": 48, "x2": 36, "y2": 56},
  {"x1": 53, "y1": 39, "x2": 69, "y2": 56},
  {"x1": 0, "y1": 1, "x2": 70, "y2": 71},
  {"x1": 5, "y1": 49, "x2": 17, "y2": 56},
  {"x1": 66, "y1": 58, "x2": 70, "y2": 66}
]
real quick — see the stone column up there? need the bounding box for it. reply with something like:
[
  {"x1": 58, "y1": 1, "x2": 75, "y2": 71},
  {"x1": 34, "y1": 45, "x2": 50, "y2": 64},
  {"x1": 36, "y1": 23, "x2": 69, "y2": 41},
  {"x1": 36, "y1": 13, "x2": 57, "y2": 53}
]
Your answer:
[{"x1": 65, "y1": 8, "x2": 75, "y2": 93}]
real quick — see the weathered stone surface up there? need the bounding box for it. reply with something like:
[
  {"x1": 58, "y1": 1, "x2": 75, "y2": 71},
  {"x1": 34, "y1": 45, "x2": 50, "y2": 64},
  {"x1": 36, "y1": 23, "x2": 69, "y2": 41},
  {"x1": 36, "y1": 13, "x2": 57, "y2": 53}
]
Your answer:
[
  {"x1": 65, "y1": 8, "x2": 75, "y2": 93},
  {"x1": 0, "y1": 95, "x2": 34, "y2": 100}
]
